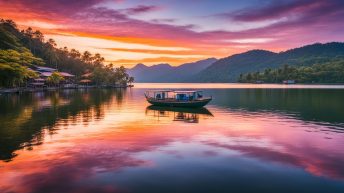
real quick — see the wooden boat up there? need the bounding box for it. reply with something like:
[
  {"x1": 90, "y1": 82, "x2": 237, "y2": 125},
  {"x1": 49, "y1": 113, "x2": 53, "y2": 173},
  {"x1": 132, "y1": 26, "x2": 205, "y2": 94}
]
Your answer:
[{"x1": 144, "y1": 90, "x2": 212, "y2": 108}]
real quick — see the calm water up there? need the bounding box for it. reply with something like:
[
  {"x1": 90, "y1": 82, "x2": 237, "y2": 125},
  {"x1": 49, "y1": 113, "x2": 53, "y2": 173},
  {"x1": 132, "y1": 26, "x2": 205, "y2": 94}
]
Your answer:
[{"x1": 1, "y1": 83, "x2": 344, "y2": 193}]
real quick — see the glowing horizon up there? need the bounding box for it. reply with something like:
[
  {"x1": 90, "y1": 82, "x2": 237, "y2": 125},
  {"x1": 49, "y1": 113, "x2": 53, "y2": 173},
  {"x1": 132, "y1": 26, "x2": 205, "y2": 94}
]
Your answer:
[{"x1": 1, "y1": 0, "x2": 344, "y2": 68}]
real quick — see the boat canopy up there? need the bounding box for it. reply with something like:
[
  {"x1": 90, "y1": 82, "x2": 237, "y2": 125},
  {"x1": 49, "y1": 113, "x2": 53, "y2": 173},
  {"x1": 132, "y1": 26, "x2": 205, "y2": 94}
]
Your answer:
[
  {"x1": 146, "y1": 90, "x2": 174, "y2": 93},
  {"x1": 145, "y1": 90, "x2": 202, "y2": 93},
  {"x1": 174, "y1": 90, "x2": 202, "y2": 93}
]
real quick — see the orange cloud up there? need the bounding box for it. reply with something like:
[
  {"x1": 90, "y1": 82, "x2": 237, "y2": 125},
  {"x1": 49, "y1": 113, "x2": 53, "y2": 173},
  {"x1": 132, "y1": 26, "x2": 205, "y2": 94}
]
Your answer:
[{"x1": 106, "y1": 48, "x2": 216, "y2": 56}]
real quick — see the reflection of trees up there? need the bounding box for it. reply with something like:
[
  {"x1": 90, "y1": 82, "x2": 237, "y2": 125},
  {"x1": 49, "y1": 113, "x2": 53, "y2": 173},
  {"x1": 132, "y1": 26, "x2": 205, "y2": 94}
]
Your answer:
[
  {"x1": 210, "y1": 89, "x2": 344, "y2": 126},
  {"x1": 0, "y1": 89, "x2": 125, "y2": 162}
]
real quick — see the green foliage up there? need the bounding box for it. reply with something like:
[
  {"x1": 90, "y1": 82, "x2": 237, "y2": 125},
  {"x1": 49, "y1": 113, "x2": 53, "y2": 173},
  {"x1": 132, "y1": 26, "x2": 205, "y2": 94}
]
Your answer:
[
  {"x1": 0, "y1": 49, "x2": 44, "y2": 66},
  {"x1": 0, "y1": 63, "x2": 38, "y2": 87},
  {"x1": 0, "y1": 48, "x2": 41, "y2": 87},
  {"x1": 91, "y1": 64, "x2": 132, "y2": 86},
  {"x1": 192, "y1": 43, "x2": 344, "y2": 82},
  {"x1": 46, "y1": 72, "x2": 64, "y2": 85},
  {"x1": 238, "y1": 61, "x2": 344, "y2": 83},
  {"x1": 0, "y1": 18, "x2": 134, "y2": 88}
]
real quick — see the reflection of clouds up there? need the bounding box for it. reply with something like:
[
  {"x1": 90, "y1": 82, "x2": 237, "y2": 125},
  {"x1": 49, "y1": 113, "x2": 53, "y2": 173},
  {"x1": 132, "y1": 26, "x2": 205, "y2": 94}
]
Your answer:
[
  {"x1": 1, "y1": 114, "x2": 344, "y2": 193},
  {"x1": 199, "y1": 130, "x2": 344, "y2": 180},
  {"x1": 3, "y1": 146, "x2": 147, "y2": 193},
  {"x1": 1, "y1": 89, "x2": 344, "y2": 193}
]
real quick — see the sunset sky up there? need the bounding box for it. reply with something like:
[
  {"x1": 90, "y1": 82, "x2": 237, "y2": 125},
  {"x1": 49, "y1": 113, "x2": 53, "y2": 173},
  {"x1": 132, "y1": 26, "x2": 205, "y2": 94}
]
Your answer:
[{"x1": 1, "y1": 0, "x2": 344, "y2": 67}]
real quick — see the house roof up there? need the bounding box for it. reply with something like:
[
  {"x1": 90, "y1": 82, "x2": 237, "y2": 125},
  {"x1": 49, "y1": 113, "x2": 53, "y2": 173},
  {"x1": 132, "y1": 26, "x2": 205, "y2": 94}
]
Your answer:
[
  {"x1": 59, "y1": 72, "x2": 75, "y2": 77},
  {"x1": 35, "y1": 66, "x2": 57, "y2": 72},
  {"x1": 39, "y1": 72, "x2": 75, "y2": 77},
  {"x1": 82, "y1": 72, "x2": 92, "y2": 78},
  {"x1": 40, "y1": 72, "x2": 52, "y2": 77},
  {"x1": 79, "y1": 79, "x2": 92, "y2": 83}
]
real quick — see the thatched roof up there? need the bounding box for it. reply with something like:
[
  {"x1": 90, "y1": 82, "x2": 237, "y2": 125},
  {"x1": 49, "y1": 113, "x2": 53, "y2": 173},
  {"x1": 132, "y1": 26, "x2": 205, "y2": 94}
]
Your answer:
[{"x1": 82, "y1": 72, "x2": 92, "y2": 78}]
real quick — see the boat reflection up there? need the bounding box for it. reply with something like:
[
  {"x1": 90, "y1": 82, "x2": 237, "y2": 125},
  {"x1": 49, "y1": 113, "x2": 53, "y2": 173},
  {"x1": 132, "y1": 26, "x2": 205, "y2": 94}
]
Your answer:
[{"x1": 146, "y1": 105, "x2": 213, "y2": 123}]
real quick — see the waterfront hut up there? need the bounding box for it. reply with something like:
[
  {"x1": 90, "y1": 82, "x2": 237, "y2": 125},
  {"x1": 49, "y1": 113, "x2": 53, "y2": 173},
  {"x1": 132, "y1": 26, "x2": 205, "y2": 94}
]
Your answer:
[{"x1": 283, "y1": 80, "x2": 296, "y2": 84}]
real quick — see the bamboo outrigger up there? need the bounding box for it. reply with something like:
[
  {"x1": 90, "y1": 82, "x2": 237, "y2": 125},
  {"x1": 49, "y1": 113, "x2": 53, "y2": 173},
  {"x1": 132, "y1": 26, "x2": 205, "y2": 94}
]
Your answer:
[{"x1": 144, "y1": 90, "x2": 212, "y2": 108}]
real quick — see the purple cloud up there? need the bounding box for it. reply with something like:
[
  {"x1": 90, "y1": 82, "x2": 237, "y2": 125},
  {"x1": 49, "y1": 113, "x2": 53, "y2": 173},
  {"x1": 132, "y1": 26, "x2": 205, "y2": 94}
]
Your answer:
[
  {"x1": 222, "y1": 0, "x2": 344, "y2": 22},
  {"x1": 124, "y1": 5, "x2": 160, "y2": 15},
  {"x1": 8, "y1": 0, "x2": 104, "y2": 17}
]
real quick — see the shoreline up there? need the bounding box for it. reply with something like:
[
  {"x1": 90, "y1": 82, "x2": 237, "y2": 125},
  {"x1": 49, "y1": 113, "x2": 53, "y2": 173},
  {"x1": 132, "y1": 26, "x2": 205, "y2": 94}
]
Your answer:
[{"x1": 0, "y1": 85, "x2": 133, "y2": 94}]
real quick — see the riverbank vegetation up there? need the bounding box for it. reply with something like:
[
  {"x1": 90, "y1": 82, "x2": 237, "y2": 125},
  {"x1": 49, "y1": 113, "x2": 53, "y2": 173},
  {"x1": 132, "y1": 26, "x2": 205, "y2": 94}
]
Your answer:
[
  {"x1": 0, "y1": 18, "x2": 134, "y2": 88},
  {"x1": 238, "y1": 60, "x2": 344, "y2": 83}
]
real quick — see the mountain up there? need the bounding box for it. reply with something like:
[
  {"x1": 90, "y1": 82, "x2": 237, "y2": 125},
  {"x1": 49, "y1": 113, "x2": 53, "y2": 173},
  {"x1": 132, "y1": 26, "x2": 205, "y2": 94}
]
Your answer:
[
  {"x1": 127, "y1": 58, "x2": 217, "y2": 82},
  {"x1": 189, "y1": 50, "x2": 277, "y2": 82},
  {"x1": 127, "y1": 63, "x2": 173, "y2": 82},
  {"x1": 191, "y1": 42, "x2": 344, "y2": 82}
]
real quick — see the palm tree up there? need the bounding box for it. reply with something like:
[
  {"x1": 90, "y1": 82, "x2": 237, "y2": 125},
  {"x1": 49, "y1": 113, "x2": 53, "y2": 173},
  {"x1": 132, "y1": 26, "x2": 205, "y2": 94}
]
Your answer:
[
  {"x1": 70, "y1": 49, "x2": 81, "y2": 59},
  {"x1": 128, "y1": 76, "x2": 134, "y2": 86},
  {"x1": 45, "y1": 39, "x2": 58, "y2": 69},
  {"x1": 82, "y1": 51, "x2": 92, "y2": 63},
  {"x1": 92, "y1": 53, "x2": 104, "y2": 66}
]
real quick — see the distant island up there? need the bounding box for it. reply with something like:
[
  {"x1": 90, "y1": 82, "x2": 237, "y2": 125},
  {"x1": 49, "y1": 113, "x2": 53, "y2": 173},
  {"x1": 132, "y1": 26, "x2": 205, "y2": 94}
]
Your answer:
[
  {"x1": 128, "y1": 42, "x2": 344, "y2": 83},
  {"x1": 0, "y1": 19, "x2": 134, "y2": 90}
]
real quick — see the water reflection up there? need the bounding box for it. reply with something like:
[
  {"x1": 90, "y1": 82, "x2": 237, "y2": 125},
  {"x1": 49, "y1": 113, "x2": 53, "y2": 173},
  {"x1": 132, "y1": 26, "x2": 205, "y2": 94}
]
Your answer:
[
  {"x1": 0, "y1": 86, "x2": 344, "y2": 193},
  {"x1": 207, "y1": 89, "x2": 344, "y2": 130},
  {"x1": 146, "y1": 105, "x2": 213, "y2": 123},
  {"x1": 0, "y1": 89, "x2": 125, "y2": 162}
]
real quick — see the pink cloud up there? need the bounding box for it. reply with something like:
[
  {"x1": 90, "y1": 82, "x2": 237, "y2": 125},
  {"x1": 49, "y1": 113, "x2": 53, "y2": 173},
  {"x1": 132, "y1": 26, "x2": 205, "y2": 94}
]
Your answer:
[{"x1": 1, "y1": 0, "x2": 344, "y2": 62}]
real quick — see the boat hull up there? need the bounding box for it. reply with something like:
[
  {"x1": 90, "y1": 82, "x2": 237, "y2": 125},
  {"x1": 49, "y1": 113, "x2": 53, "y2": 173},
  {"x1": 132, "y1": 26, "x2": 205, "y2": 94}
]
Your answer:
[{"x1": 146, "y1": 98, "x2": 212, "y2": 108}]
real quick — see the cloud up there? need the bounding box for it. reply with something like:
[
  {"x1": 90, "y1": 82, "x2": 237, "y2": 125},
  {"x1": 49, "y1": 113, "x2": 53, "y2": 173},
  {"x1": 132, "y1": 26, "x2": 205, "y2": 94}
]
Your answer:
[
  {"x1": 1, "y1": 0, "x2": 344, "y2": 66},
  {"x1": 124, "y1": 5, "x2": 161, "y2": 15},
  {"x1": 106, "y1": 48, "x2": 213, "y2": 56},
  {"x1": 227, "y1": 38, "x2": 275, "y2": 44},
  {"x1": 223, "y1": 0, "x2": 344, "y2": 22},
  {"x1": 2, "y1": 0, "x2": 104, "y2": 18}
]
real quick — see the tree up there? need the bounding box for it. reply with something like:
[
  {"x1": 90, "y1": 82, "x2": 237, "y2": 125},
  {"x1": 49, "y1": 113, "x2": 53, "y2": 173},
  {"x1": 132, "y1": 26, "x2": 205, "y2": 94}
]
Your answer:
[
  {"x1": 33, "y1": 30, "x2": 44, "y2": 42},
  {"x1": 92, "y1": 53, "x2": 104, "y2": 67},
  {"x1": 238, "y1": 59, "x2": 344, "y2": 83},
  {"x1": 0, "y1": 19, "x2": 136, "y2": 86},
  {"x1": 0, "y1": 63, "x2": 38, "y2": 88},
  {"x1": 91, "y1": 67, "x2": 107, "y2": 86},
  {"x1": 0, "y1": 49, "x2": 44, "y2": 66},
  {"x1": 128, "y1": 76, "x2": 134, "y2": 86},
  {"x1": 46, "y1": 72, "x2": 64, "y2": 86},
  {"x1": 82, "y1": 51, "x2": 92, "y2": 63},
  {"x1": 70, "y1": 49, "x2": 81, "y2": 59}
]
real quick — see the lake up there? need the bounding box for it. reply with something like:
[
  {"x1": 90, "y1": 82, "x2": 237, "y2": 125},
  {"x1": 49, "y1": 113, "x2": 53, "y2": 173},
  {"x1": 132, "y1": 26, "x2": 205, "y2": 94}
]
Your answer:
[{"x1": 1, "y1": 83, "x2": 344, "y2": 193}]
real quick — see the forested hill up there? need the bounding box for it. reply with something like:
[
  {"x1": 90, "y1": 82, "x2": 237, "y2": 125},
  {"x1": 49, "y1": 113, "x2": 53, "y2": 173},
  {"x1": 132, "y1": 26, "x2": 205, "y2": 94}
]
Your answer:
[
  {"x1": 190, "y1": 42, "x2": 344, "y2": 82},
  {"x1": 0, "y1": 19, "x2": 132, "y2": 88},
  {"x1": 0, "y1": 19, "x2": 95, "y2": 76}
]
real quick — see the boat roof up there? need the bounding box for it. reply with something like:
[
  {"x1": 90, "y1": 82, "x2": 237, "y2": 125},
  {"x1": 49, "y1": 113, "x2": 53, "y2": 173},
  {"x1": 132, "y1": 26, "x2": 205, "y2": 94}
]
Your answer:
[
  {"x1": 146, "y1": 90, "x2": 202, "y2": 93},
  {"x1": 146, "y1": 90, "x2": 174, "y2": 92},
  {"x1": 174, "y1": 90, "x2": 202, "y2": 93}
]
